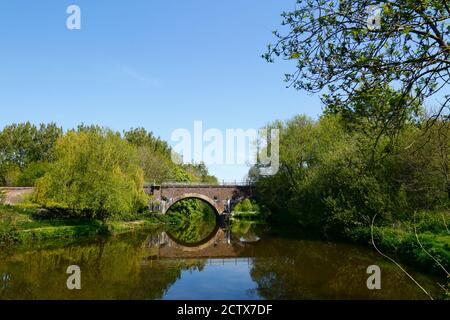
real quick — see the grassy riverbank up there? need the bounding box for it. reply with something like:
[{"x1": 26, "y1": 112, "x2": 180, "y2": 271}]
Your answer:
[
  {"x1": 269, "y1": 209, "x2": 450, "y2": 280},
  {"x1": 347, "y1": 219, "x2": 450, "y2": 299},
  {"x1": 344, "y1": 212, "x2": 450, "y2": 277},
  {"x1": 0, "y1": 204, "x2": 166, "y2": 246}
]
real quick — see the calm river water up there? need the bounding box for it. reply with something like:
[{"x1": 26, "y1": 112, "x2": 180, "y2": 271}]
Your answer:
[{"x1": 0, "y1": 221, "x2": 445, "y2": 300}]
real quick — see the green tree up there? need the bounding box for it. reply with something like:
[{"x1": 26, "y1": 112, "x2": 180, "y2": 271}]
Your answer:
[
  {"x1": 395, "y1": 120, "x2": 450, "y2": 203},
  {"x1": 252, "y1": 108, "x2": 449, "y2": 234},
  {"x1": 233, "y1": 199, "x2": 261, "y2": 213},
  {"x1": 265, "y1": 0, "x2": 450, "y2": 125},
  {"x1": 123, "y1": 127, "x2": 195, "y2": 184},
  {"x1": 0, "y1": 122, "x2": 62, "y2": 186},
  {"x1": 34, "y1": 129, "x2": 147, "y2": 220},
  {"x1": 124, "y1": 127, "x2": 171, "y2": 156},
  {"x1": 183, "y1": 162, "x2": 218, "y2": 184},
  {"x1": 325, "y1": 84, "x2": 422, "y2": 134},
  {"x1": 139, "y1": 148, "x2": 175, "y2": 184}
]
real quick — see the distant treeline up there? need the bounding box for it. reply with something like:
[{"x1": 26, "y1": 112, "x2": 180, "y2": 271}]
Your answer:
[
  {"x1": 0, "y1": 123, "x2": 217, "y2": 219},
  {"x1": 0, "y1": 123, "x2": 216, "y2": 187}
]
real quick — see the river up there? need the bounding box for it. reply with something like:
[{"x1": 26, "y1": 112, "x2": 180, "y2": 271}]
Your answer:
[{"x1": 0, "y1": 220, "x2": 444, "y2": 300}]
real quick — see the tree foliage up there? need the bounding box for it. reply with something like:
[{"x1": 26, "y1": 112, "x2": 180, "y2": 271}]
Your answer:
[
  {"x1": 182, "y1": 162, "x2": 218, "y2": 184},
  {"x1": 252, "y1": 94, "x2": 449, "y2": 235},
  {"x1": 33, "y1": 129, "x2": 148, "y2": 220},
  {"x1": 0, "y1": 122, "x2": 62, "y2": 186},
  {"x1": 265, "y1": 0, "x2": 450, "y2": 123},
  {"x1": 233, "y1": 199, "x2": 261, "y2": 213},
  {"x1": 123, "y1": 128, "x2": 217, "y2": 184},
  {"x1": 0, "y1": 122, "x2": 219, "y2": 217},
  {"x1": 124, "y1": 127, "x2": 171, "y2": 157}
]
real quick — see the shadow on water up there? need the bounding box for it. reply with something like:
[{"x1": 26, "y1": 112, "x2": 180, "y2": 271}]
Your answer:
[{"x1": 0, "y1": 214, "x2": 447, "y2": 300}]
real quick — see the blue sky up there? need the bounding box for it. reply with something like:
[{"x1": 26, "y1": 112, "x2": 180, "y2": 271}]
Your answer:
[{"x1": 1, "y1": 1, "x2": 326, "y2": 180}]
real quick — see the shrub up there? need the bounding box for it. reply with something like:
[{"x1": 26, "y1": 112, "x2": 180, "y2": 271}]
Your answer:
[{"x1": 233, "y1": 199, "x2": 260, "y2": 213}]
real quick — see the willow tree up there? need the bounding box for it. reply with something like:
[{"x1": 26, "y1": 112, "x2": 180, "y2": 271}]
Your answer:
[
  {"x1": 265, "y1": 0, "x2": 449, "y2": 131},
  {"x1": 34, "y1": 129, "x2": 148, "y2": 220}
]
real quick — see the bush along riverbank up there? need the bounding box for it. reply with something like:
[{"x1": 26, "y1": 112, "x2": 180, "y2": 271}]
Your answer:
[
  {"x1": 344, "y1": 210, "x2": 450, "y2": 277},
  {"x1": 346, "y1": 211, "x2": 450, "y2": 299},
  {"x1": 266, "y1": 208, "x2": 449, "y2": 291},
  {"x1": 0, "y1": 204, "x2": 167, "y2": 247},
  {"x1": 231, "y1": 199, "x2": 269, "y2": 221}
]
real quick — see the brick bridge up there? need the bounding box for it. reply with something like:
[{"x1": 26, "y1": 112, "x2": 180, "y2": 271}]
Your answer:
[
  {"x1": 1, "y1": 183, "x2": 255, "y2": 215},
  {"x1": 144, "y1": 183, "x2": 254, "y2": 215}
]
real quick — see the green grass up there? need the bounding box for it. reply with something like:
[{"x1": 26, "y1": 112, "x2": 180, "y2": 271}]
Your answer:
[
  {"x1": 19, "y1": 224, "x2": 103, "y2": 241},
  {"x1": 0, "y1": 204, "x2": 166, "y2": 246},
  {"x1": 347, "y1": 225, "x2": 450, "y2": 276}
]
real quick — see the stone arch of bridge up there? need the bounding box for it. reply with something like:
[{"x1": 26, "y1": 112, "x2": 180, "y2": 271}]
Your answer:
[{"x1": 163, "y1": 193, "x2": 222, "y2": 215}]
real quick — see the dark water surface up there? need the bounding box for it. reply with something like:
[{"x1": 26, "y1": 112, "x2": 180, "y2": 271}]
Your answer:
[{"x1": 0, "y1": 221, "x2": 444, "y2": 300}]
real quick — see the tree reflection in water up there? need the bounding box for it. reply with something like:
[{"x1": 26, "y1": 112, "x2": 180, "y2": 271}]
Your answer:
[
  {"x1": 166, "y1": 199, "x2": 218, "y2": 245},
  {"x1": 0, "y1": 220, "x2": 445, "y2": 300}
]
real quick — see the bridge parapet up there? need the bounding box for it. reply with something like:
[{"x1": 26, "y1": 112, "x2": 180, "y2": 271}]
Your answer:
[{"x1": 145, "y1": 180, "x2": 253, "y2": 187}]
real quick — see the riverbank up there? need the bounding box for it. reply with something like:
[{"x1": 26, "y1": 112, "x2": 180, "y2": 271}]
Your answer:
[
  {"x1": 269, "y1": 210, "x2": 450, "y2": 281},
  {"x1": 348, "y1": 223, "x2": 449, "y2": 299},
  {"x1": 0, "y1": 204, "x2": 166, "y2": 246},
  {"x1": 346, "y1": 225, "x2": 450, "y2": 277}
]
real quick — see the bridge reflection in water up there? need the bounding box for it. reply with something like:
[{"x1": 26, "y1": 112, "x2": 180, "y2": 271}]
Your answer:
[{"x1": 143, "y1": 225, "x2": 259, "y2": 261}]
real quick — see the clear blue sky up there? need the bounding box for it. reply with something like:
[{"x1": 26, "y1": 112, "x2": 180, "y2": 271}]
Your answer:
[{"x1": 0, "y1": 1, "x2": 323, "y2": 180}]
